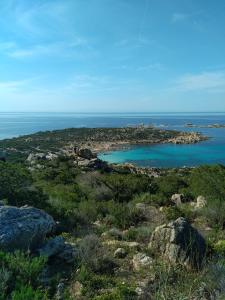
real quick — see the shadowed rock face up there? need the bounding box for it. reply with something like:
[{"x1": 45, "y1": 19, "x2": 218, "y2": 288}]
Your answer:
[
  {"x1": 149, "y1": 217, "x2": 206, "y2": 269},
  {"x1": 77, "y1": 148, "x2": 97, "y2": 160},
  {"x1": 0, "y1": 205, "x2": 55, "y2": 251}
]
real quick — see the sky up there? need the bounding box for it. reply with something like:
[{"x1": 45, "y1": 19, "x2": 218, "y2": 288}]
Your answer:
[{"x1": 0, "y1": 0, "x2": 225, "y2": 112}]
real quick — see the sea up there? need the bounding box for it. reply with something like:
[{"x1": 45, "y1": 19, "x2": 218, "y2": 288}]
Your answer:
[{"x1": 1, "y1": 112, "x2": 225, "y2": 168}]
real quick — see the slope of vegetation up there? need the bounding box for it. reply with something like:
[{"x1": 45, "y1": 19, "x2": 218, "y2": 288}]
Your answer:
[
  {"x1": 1, "y1": 156, "x2": 225, "y2": 299},
  {"x1": 0, "y1": 128, "x2": 223, "y2": 299}
]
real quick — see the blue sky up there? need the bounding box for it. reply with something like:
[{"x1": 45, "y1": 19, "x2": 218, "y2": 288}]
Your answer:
[{"x1": 0, "y1": 0, "x2": 225, "y2": 112}]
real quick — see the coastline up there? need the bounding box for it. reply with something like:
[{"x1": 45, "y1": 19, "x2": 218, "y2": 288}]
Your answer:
[
  {"x1": 0, "y1": 126, "x2": 208, "y2": 170},
  {"x1": 89, "y1": 131, "x2": 208, "y2": 155}
]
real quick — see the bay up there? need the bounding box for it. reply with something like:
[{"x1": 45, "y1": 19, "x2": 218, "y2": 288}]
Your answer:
[{"x1": 1, "y1": 112, "x2": 225, "y2": 167}]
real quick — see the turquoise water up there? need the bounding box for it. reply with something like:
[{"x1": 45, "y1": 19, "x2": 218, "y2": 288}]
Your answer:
[
  {"x1": 1, "y1": 112, "x2": 225, "y2": 167},
  {"x1": 98, "y1": 141, "x2": 225, "y2": 168}
]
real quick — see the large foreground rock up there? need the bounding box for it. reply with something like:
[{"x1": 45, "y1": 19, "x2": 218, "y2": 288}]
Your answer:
[
  {"x1": 0, "y1": 205, "x2": 55, "y2": 251},
  {"x1": 149, "y1": 217, "x2": 206, "y2": 269}
]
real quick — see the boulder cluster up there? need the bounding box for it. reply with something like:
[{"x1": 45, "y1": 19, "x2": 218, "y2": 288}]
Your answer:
[
  {"x1": 0, "y1": 204, "x2": 207, "y2": 271},
  {"x1": 0, "y1": 205, "x2": 76, "y2": 264}
]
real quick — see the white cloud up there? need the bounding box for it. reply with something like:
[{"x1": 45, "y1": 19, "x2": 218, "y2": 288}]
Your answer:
[
  {"x1": 171, "y1": 13, "x2": 190, "y2": 23},
  {"x1": 174, "y1": 71, "x2": 225, "y2": 92},
  {"x1": 5, "y1": 1, "x2": 70, "y2": 36},
  {"x1": 0, "y1": 79, "x2": 30, "y2": 91},
  {"x1": 114, "y1": 37, "x2": 155, "y2": 49},
  {"x1": 0, "y1": 42, "x2": 16, "y2": 51},
  {"x1": 137, "y1": 63, "x2": 163, "y2": 71},
  {"x1": 171, "y1": 11, "x2": 204, "y2": 31},
  {"x1": 7, "y1": 39, "x2": 88, "y2": 58}
]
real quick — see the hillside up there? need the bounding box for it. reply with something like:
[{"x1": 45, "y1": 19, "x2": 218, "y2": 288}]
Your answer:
[{"x1": 0, "y1": 128, "x2": 224, "y2": 300}]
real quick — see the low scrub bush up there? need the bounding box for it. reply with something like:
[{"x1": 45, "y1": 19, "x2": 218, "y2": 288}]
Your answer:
[
  {"x1": 77, "y1": 265, "x2": 116, "y2": 298},
  {"x1": 124, "y1": 226, "x2": 153, "y2": 243},
  {"x1": 0, "y1": 251, "x2": 47, "y2": 299},
  {"x1": 11, "y1": 285, "x2": 48, "y2": 300},
  {"x1": 213, "y1": 240, "x2": 225, "y2": 256},
  {"x1": 201, "y1": 199, "x2": 225, "y2": 229},
  {"x1": 105, "y1": 202, "x2": 146, "y2": 229},
  {"x1": 78, "y1": 235, "x2": 116, "y2": 274},
  {"x1": 92, "y1": 284, "x2": 137, "y2": 300}
]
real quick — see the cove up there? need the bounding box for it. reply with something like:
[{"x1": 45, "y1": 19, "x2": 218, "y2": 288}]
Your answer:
[{"x1": 98, "y1": 139, "x2": 225, "y2": 168}]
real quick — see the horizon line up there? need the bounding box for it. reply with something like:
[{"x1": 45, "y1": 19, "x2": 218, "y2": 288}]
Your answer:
[{"x1": 1, "y1": 111, "x2": 225, "y2": 114}]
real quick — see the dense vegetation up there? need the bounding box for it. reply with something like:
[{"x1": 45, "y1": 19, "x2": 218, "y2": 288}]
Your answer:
[{"x1": 0, "y1": 128, "x2": 224, "y2": 299}]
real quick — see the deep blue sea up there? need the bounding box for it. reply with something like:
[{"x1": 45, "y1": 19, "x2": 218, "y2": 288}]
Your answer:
[{"x1": 1, "y1": 112, "x2": 225, "y2": 168}]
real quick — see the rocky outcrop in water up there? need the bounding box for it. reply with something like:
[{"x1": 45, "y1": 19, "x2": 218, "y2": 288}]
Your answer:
[{"x1": 149, "y1": 217, "x2": 206, "y2": 269}]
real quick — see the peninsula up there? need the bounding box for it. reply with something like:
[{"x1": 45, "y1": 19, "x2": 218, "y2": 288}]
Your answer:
[{"x1": 0, "y1": 126, "x2": 207, "y2": 163}]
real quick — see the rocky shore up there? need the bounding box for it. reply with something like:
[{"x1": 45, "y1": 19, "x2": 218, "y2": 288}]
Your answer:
[
  {"x1": 185, "y1": 123, "x2": 225, "y2": 128},
  {"x1": 64, "y1": 129, "x2": 207, "y2": 154},
  {"x1": 164, "y1": 131, "x2": 207, "y2": 144}
]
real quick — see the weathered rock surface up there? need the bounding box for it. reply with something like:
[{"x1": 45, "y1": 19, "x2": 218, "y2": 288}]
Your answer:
[
  {"x1": 27, "y1": 152, "x2": 58, "y2": 165},
  {"x1": 114, "y1": 248, "x2": 127, "y2": 258},
  {"x1": 166, "y1": 132, "x2": 207, "y2": 144},
  {"x1": 0, "y1": 205, "x2": 55, "y2": 251},
  {"x1": 196, "y1": 196, "x2": 207, "y2": 209},
  {"x1": 171, "y1": 194, "x2": 184, "y2": 206},
  {"x1": 77, "y1": 148, "x2": 96, "y2": 159},
  {"x1": 149, "y1": 217, "x2": 206, "y2": 269},
  {"x1": 132, "y1": 253, "x2": 153, "y2": 271},
  {"x1": 38, "y1": 236, "x2": 65, "y2": 258},
  {"x1": 56, "y1": 242, "x2": 77, "y2": 264},
  {"x1": 103, "y1": 240, "x2": 140, "y2": 250}
]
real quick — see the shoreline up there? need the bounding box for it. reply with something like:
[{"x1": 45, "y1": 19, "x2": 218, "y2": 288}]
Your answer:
[
  {"x1": 89, "y1": 132, "x2": 208, "y2": 155},
  {"x1": 0, "y1": 126, "x2": 208, "y2": 170},
  {"x1": 185, "y1": 123, "x2": 225, "y2": 129}
]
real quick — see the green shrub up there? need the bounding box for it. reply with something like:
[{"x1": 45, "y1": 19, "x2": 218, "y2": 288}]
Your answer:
[
  {"x1": 188, "y1": 165, "x2": 225, "y2": 200},
  {"x1": 106, "y1": 202, "x2": 146, "y2": 229},
  {"x1": 78, "y1": 199, "x2": 99, "y2": 223},
  {"x1": 103, "y1": 174, "x2": 152, "y2": 202},
  {"x1": 78, "y1": 235, "x2": 102, "y2": 269},
  {"x1": 0, "y1": 251, "x2": 47, "y2": 286},
  {"x1": 77, "y1": 265, "x2": 115, "y2": 298},
  {"x1": 124, "y1": 226, "x2": 153, "y2": 243},
  {"x1": 164, "y1": 206, "x2": 184, "y2": 221},
  {"x1": 0, "y1": 267, "x2": 12, "y2": 300},
  {"x1": 11, "y1": 285, "x2": 48, "y2": 300},
  {"x1": 0, "y1": 161, "x2": 47, "y2": 208},
  {"x1": 132, "y1": 193, "x2": 168, "y2": 207},
  {"x1": 164, "y1": 204, "x2": 196, "y2": 222},
  {"x1": 155, "y1": 175, "x2": 187, "y2": 198},
  {"x1": 0, "y1": 251, "x2": 47, "y2": 299},
  {"x1": 213, "y1": 240, "x2": 225, "y2": 256},
  {"x1": 78, "y1": 235, "x2": 116, "y2": 274},
  {"x1": 201, "y1": 199, "x2": 225, "y2": 229}
]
